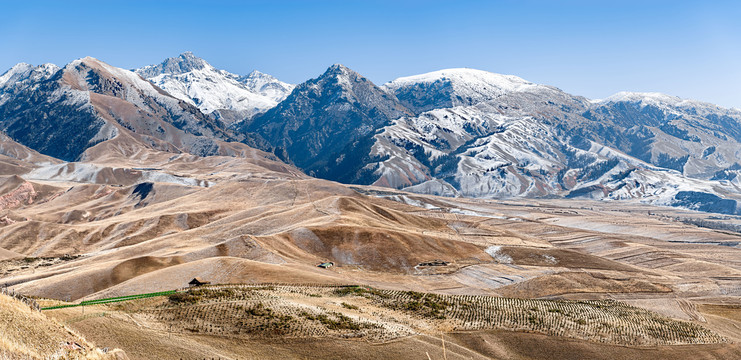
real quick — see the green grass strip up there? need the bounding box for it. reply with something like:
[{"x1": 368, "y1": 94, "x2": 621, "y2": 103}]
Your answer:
[{"x1": 41, "y1": 290, "x2": 177, "y2": 310}]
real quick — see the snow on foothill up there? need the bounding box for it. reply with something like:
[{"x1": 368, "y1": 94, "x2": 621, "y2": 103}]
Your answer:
[
  {"x1": 484, "y1": 245, "x2": 512, "y2": 264},
  {"x1": 25, "y1": 163, "x2": 210, "y2": 187}
]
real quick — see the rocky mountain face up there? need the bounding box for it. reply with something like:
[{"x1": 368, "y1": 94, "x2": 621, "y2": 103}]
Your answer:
[
  {"x1": 582, "y1": 92, "x2": 741, "y2": 178},
  {"x1": 0, "y1": 57, "x2": 256, "y2": 162},
  {"x1": 135, "y1": 52, "x2": 294, "y2": 125},
  {"x1": 241, "y1": 66, "x2": 741, "y2": 215},
  {"x1": 242, "y1": 64, "x2": 411, "y2": 181},
  {"x1": 0, "y1": 62, "x2": 102, "y2": 161},
  {"x1": 2, "y1": 55, "x2": 741, "y2": 216},
  {"x1": 365, "y1": 69, "x2": 741, "y2": 214}
]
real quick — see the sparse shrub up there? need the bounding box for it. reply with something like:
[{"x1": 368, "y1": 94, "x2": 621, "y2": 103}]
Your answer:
[
  {"x1": 333, "y1": 286, "x2": 389, "y2": 299},
  {"x1": 300, "y1": 311, "x2": 362, "y2": 330},
  {"x1": 245, "y1": 303, "x2": 273, "y2": 318},
  {"x1": 333, "y1": 286, "x2": 366, "y2": 297},
  {"x1": 167, "y1": 292, "x2": 200, "y2": 304},
  {"x1": 389, "y1": 291, "x2": 450, "y2": 319},
  {"x1": 528, "y1": 314, "x2": 542, "y2": 325}
]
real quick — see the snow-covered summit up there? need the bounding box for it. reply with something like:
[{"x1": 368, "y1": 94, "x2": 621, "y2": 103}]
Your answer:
[
  {"x1": 325, "y1": 63, "x2": 352, "y2": 74},
  {"x1": 0, "y1": 63, "x2": 34, "y2": 88},
  {"x1": 601, "y1": 91, "x2": 688, "y2": 106},
  {"x1": 386, "y1": 68, "x2": 534, "y2": 93},
  {"x1": 0, "y1": 62, "x2": 61, "y2": 108},
  {"x1": 135, "y1": 52, "x2": 208, "y2": 78},
  {"x1": 239, "y1": 70, "x2": 295, "y2": 101},
  {"x1": 0, "y1": 62, "x2": 60, "y2": 89},
  {"x1": 383, "y1": 68, "x2": 540, "y2": 114},
  {"x1": 134, "y1": 52, "x2": 294, "y2": 124},
  {"x1": 597, "y1": 91, "x2": 741, "y2": 117}
]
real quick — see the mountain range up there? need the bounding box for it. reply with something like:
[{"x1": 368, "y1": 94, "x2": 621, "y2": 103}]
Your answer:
[
  {"x1": 1, "y1": 52, "x2": 741, "y2": 215},
  {"x1": 2, "y1": 52, "x2": 741, "y2": 359}
]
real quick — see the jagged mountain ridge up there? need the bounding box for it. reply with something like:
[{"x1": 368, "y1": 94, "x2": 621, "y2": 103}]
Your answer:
[
  {"x1": 2, "y1": 55, "x2": 741, "y2": 215},
  {"x1": 135, "y1": 52, "x2": 294, "y2": 124},
  {"x1": 237, "y1": 65, "x2": 741, "y2": 215},
  {"x1": 0, "y1": 56, "x2": 269, "y2": 163},
  {"x1": 382, "y1": 68, "x2": 540, "y2": 114},
  {"x1": 243, "y1": 64, "x2": 412, "y2": 179},
  {"x1": 367, "y1": 69, "x2": 741, "y2": 214}
]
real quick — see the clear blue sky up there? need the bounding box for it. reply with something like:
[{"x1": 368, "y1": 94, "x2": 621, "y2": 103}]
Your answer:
[{"x1": 2, "y1": 0, "x2": 740, "y2": 108}]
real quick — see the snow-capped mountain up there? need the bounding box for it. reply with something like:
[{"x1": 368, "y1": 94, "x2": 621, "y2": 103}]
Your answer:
[
  {"x1": 243, "y1": 64, "x2": 411, "y2": 179},
  {"x1": 371, "y1": 75, "x2": 593, "y2": 193},
  {"x1": 584, "y1": 92, "x2": 741, "y2": 178},
  {"x1": 382, "y1": 68, "x2": 541, "y2": 114},
  {"x1": 239, "y1": 70, "x2": 294, "y2": 101},
  {"x1": 2, "y1": 55, "x2": 741, "y2": 215},
  {"x1": 0, "y1": 63, "x2": 60, "y2": 95},
  {"x1": 135, "y1": 52, "x2": 294, "y2": 124},
  {"x1": 243, "y1": 66, "x2": 741, "y2": 215},
  {"x1": 368, "y1": 69, "x2": 741, "y2": 214},
  {"x1": 0, "y1": 57, "x2": 253, "y2": 162}
]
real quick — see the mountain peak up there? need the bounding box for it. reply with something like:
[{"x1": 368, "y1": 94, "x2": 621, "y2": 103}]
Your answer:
[
  {"x1": 597, "y1": 91, "x2": 729, "y2": 112},
  {"x1": 246, "y1": 63, "x2": 410, "y2": 172},
  {"x1": 316, "y1": 64, "x2": 366, "y2": 92},
  {"x1": 602, "y1": 91, "x2": 683, "y2": 105},
  {"x1": 328, "y1": 63, "x2": 348, "y2": 70},
  {"x1": 64, "y1": 56, "x2": 110, "y2": 73},
  {"x1": 7, "y1": 63, "x2": 33, "y2": 72},
  {"x1": 385, "y1": 68, "x2": 533, "y2": 92},
  {"x1": 176, "y1": 51, "x2": 209, "y2": 66},
  {"x1": 242, "y1": 70, "x2": 276, "y2": 82},
  {"x1": 134, "y1": 52, "x2": 210, "y2": 79},
  {"x1": 75, "y1": 56, "x2": 105, "y2": 67},
  {"x1": 0, "y1": 62, "x2": 60, "y2": 90},
  {"x1": 134, "y1": 54, "x2": 294, "y2": 122},
  {"x1": 383, "y1": 68, "x2": 538, "y2": 114},
  {"x1": 245, "y1": 69, "x2": 267, "y2": 77},
  {"x1": 323, "y1": 63, "x2": 356, "y2": 77}
]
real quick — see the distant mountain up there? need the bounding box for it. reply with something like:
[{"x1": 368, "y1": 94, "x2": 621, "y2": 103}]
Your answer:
[
  {"x1": 0, "y1": 57, "x2": 256, "y2": 162},
  {"x1": 242, "y1": 66, "x2": 741, "y2": 215},
  {"x1": 3, "y1": 55, "x2": 741, "y2": 216},
  {"x1": 583, "y1": 92, "x2": 741, "y2": 178},
  {"x1": 243, "y1": 64, "x2": 411, "y2": 182},
  {"x1": 373, "y1": 69, "x2": 741, "y2": 214},
  {"x1": 135, "y1": 52, "x2": 294, "y2": 124},
  {"x1": 383, "y1": 68, "x2": 539, "y2": 114}
]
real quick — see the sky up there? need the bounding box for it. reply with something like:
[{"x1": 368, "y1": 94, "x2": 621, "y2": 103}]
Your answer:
[{"x1": 1, "y1": 0, "x2": 740, "y2": 108}]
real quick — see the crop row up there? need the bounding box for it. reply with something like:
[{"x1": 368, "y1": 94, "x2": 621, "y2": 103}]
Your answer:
[
  {"x1": 353, "y1": 289, "x2": 725, "y2": 345},
  {"x1": 121, "y1": 284, "x2": 725, "y2": 346}
]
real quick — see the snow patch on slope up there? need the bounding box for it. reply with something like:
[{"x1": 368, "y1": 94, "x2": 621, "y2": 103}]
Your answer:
[
  {"x1": 484, "y1": 246, "x2": 512, "y2": 264},
  {"x1": 25, "y1": 163, "x2": 211, "y2": 187}
]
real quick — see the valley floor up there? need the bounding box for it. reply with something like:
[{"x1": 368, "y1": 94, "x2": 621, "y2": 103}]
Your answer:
[{"x1": 1, "y1": 159, "x2": 740, "y2": 359}]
